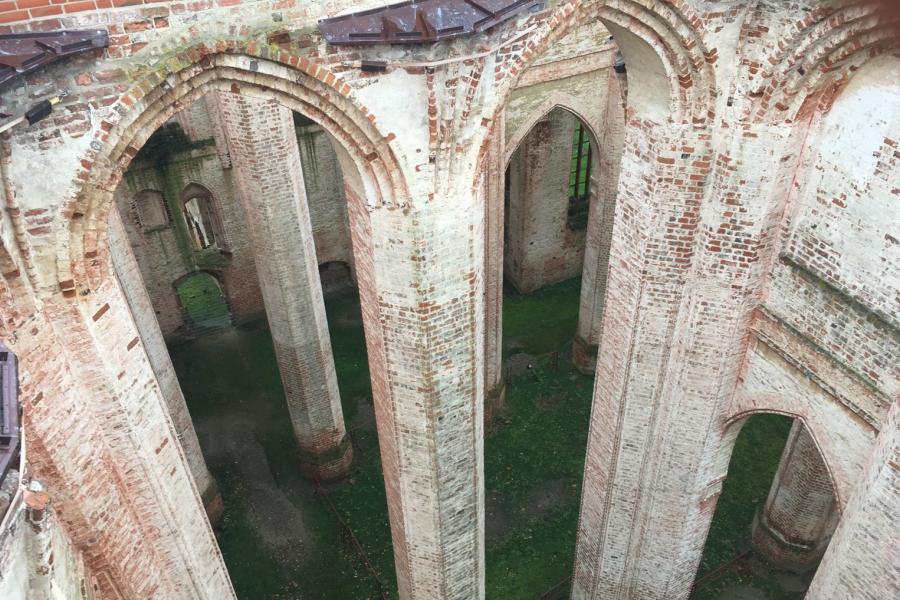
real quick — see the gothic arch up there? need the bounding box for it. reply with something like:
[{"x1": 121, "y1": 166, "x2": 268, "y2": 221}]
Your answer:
[
  {"x1": 503, "y1": 95, "x2": 602, "y2": 167},
  {"x1": 746, "y1": 0, "x2": 900, "y2": 122},
  {"x1": 494, "y1": 0, "x2": 716, "y2": 126},
  {"x1": 60, "y1": 49, "x2": 411, "y2": 296},
  {"x1": 721, "y1": 408, "x2": 845, "y2": 512}
]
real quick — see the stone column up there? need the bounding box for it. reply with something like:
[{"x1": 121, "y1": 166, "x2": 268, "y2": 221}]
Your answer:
[
  {"x1": 573, "y1": 74, "x2": 625, "y2": 374},
  {"x1": 751, "y1": 421, "x2": 838, "y2": 570},
  {"x1": 806, "y1": 402, "x2": 899, "y2": 600},
  {"x1": 483, "y1": 124, "x2": 506, "y2": 418},
  {"x1": 108, "y1": 207, "x2": 223, "y2": 521},
  {"x1": 343, "y1": 170, "x2": 485, "y2": 599},
  {"x1": 215, "y1": 91, "x2": 352, "y2": 480},
  {"x1": 504, "y1": 109, "x2": 581, "y2": 293}
]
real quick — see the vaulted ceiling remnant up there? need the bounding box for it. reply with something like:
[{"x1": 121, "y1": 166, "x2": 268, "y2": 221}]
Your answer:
[
  {"x1": 0, "y1": 30, "x2": 109, "y2": 91},
  {"x1": 319, "y1": 0, "x2": 544, "y2": 45}
]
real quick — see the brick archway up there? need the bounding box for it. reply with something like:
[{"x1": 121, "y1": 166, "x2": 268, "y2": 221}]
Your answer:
[
  {"x1": 743, "y1": 0, "x2": 900, "y2": 123},
  {"x1": 62, "y1": 50, "x2": 411, "y2": 297},
  {"x1": 503, "y1": 95, "x2": 602, "y2": 168},
  {"x1": 722, "y1": 408, "x2": 845, "y2": 512},
  {"x1": 493, "y1": 0, "x2": 716, "y2": 128}
]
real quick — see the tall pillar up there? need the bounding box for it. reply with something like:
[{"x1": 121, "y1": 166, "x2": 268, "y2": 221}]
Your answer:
[
  {"x1": 571, "y1": 114, "x2": 804, "y2": 598},
  {"x1": 483, "y1": 124, "x2": 506, "y2": 418},
  {"x1": 504, "y1": 109, "x2": 581, "y2": 294},
  {"x1": 751, "y1": 421, "x2": 838, "y2": 570},
  {"x1": 573, "y1": 74, "x2": 625, "y2": 374},
  {"x1": 108, "y1": 207, "x2": 223, "y2": 520},
  {"x1": 343, "y1": 168, "x2": 485, "y2": 599},
  {"x1": 806, "y1": 403, "x2": 899, "y2": 600},
  {"x1": 215, "y1": 91, "x2": 352, "y2": 481}
]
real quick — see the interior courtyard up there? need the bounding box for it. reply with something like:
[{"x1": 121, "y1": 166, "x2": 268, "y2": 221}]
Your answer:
[{"x1": 0, "y1": 1, "x2": 897, "y2": 599}]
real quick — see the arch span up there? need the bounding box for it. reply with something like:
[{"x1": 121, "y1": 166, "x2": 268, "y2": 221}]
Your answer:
[
  {"x1": 494, "y1": 0, "x2": 716, "y2": 126},
  {"x1": 503, "y1": 94, "x2": 602, "y2": 167},
  {"x1": 62, "y1": 50, "x2": 411, "y2": 296},
  {"x1": 721, "y1": 409, "x2": 844, "y2": 513}
]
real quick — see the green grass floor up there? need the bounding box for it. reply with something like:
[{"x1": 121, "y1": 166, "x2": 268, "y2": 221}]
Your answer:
[{"x1": 169, "y1": 278, "x2": 807, "y2": 599}]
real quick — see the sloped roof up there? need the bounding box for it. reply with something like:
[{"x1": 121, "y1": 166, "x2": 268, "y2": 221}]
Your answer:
[
  {"x1": 0, "y1": 29, "x2": 109, "y2": 91},
  {"x1": 319, "y1": 0, "x2": 543, "y2": 45}
]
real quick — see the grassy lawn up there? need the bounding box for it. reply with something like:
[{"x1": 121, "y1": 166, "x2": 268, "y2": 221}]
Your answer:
[{"x1": 169, "y1": 277, "x2": 801, "y2": 599}]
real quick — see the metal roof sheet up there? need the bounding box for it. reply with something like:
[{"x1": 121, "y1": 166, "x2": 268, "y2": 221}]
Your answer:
[
  {"x1": 0, "y1": 29, "x2": 109, "y2": 91},
  {"x1": 319, "y1": 0, "x2": 543, "y2": 45}
]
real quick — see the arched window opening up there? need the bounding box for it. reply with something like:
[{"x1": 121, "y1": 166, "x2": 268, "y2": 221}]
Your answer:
[
  {"x1": 183, "y1": 195, "x2": 220, "y2": 250},
  {"x1": 181, "y1": 184, "x2": 226, "y2": 253},
  {"x1": 134, "y1": 189, "x2": 169, "y2": 231},
  {"x1": 694, "y1": 415, "x2": 838, "y2": 599},
  {"x1": 567, "y1": 122, "x2": 593, "y2": 231}
]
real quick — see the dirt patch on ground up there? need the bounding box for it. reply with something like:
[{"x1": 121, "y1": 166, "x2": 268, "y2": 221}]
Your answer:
[
  {"x1": 195, "y1": 413, "x2": 310, "y2": 556},
  {"x1": 350, "y1": 398, "x2": 376, "y2": 431},
  {"x1": 526, "y1": 479, "x2": 575, "y2": 519},
  {"x1": 506, "y1": 352, "x2": 536, "y2": 377}
]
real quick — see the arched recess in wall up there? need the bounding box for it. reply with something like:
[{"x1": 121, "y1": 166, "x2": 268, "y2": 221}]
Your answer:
[
  {"x1": 180, "y1": 183, "x2": 226, "y2": 251},
  {"x1": 133, "y1": 189, "x2": 169, "y2": 231}
]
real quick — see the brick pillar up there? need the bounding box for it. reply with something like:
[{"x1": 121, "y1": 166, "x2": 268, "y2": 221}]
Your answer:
[
  {"x1": 573, "y1": 74, "x2": 625, "y2": 374},
  {"x1": 751, "y1": 421, "x2": 838, "y2": 571},
  {"x1": 25, "y1": 487, "x2": 53, "y2": 599},
  {"x1": 108, "y1": 208, "x2": 223, "y2": 521},
  {"x1": 215, "y1": 91, "x2": 352, "y2": 481},
  {"x1": 806, "y1": 402, "x2": 899, "y2": 600},
  {"x1": 572, "y1": 118, "x2": 804, "y2": 598},
  {"x1": 23, "y1": 290, "x2": 236, "y2": 599},
  {"x1": 483, "y1": 124, "x2": 506, "y2": 418},
  {"x1": 344, "y1": 170, "x2": 485, "y2": 598},
  {"x1": 504, "y1": 109, "x2": 580, "y2": 294}
]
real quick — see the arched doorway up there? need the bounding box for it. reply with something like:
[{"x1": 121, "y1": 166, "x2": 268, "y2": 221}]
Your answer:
[
  {"x1": 694, "y1": 414, "x2": 839, "y2": 599},
  {"x1": 175, "y1": 272, "x2": 232, "y2": 334}
]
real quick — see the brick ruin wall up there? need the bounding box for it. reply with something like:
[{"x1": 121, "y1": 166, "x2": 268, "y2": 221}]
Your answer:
[
  {"x1": 0, "y1": 1, "x2": 895, "y2": 598},
  {"x1": 112, "y1": 98, "x2": 353, "y2": 338},
  {"x1": 502, "y1": 20, "x2": 615, "y2": 293}
]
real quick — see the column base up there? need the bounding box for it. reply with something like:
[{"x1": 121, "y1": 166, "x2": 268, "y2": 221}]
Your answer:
[
  {"x1": 485, "y1": 381, "x2": 507, "y2": 422},
  {"x1": 572, "y1": 335, "x2": 598, "y2": 375},
  {"x1": 201, "y1": 480, "x2": 224, "y2": 526},
  {"x1": 299, "y1": 435, "x2": 354, "y2": 483},
  {"x1": 751, "y1": 510, "x2": 828, "y2": 572}
]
